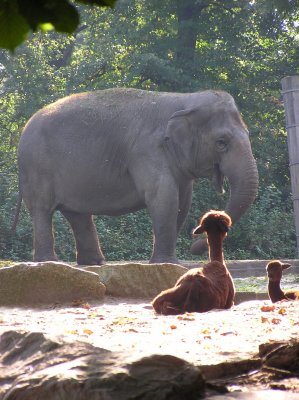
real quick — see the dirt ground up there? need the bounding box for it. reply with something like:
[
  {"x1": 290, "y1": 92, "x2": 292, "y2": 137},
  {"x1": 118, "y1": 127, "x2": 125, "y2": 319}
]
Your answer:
[{"x1": 0, "y1": 297, "x2": 298, "y2": 368}]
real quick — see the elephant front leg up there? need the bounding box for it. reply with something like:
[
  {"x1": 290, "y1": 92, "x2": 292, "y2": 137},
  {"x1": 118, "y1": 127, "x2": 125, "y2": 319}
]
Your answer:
[
  {"x1": 61, "y1": 211, "x2": 105, "y2": 265},
  {"x1": 146, "y1": 186, "x2": 180, "y2": 264}
]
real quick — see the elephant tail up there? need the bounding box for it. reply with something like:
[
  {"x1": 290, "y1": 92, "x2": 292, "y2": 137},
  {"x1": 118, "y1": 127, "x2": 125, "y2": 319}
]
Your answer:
[{"x1": 11, "y1": 192, "x2": 22, "y2": 234}]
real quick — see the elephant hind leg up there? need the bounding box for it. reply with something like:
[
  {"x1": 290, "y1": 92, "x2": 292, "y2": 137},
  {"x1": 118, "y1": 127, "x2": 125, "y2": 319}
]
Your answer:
[
  {"x1": 60, "y1": 210, "x2": 105, "y2": 266},
  {"x1": 32, "y1": 209, "x2": 58, "y2": 262}
]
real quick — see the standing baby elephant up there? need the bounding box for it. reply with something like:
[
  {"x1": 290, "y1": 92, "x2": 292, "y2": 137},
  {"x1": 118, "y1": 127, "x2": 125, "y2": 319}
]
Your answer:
[{"x1": 17, "y1": 88, "x2": 258, "y2": 265}]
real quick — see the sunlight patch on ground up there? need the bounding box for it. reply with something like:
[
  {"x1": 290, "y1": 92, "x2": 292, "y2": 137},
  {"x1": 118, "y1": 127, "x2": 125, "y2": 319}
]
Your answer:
[{"x1": 0, "y1": 298, "x2": 298, "y2": 366}]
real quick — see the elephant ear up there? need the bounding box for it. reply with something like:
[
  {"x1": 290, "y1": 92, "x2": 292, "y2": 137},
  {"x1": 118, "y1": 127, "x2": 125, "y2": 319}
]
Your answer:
[{"x1": 163, "y1": 109, "x2": 196, "y2": 174}]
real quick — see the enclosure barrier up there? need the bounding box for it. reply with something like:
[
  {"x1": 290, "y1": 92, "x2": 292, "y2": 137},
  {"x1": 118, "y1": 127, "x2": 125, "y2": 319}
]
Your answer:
[{"x1": 281, "y1": 75, "x2": 299, "y2": 256}]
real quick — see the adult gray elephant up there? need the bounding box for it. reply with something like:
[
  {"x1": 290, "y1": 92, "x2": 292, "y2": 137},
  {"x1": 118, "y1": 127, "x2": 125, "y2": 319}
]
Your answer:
[{"x1": 17, "y1": 88, "x2": 258, "y2": 265}]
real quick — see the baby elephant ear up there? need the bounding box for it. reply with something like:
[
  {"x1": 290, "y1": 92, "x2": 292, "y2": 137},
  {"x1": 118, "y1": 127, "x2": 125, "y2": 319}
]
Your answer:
[{"x1": 282, "y1": 263, "x2": 292, "y2": 270}]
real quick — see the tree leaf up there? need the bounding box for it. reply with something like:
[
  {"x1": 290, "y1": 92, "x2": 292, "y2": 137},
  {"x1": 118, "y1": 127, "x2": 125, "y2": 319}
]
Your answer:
[
  {"x1": 83, "y1": 328, "x2": 93, "y2": 335},
  {"x1": 0, "y1": 2, "x2": 29, "y2": 50},
  {"x1": 17, "y1": 0, "x2": 79, "y2": 34},
  {"x1": 50, "y1": 1, "x2": 80, "y2": 33},
  {"x1": 38, "y1": 23, "x2": 54, "y2": 32}
]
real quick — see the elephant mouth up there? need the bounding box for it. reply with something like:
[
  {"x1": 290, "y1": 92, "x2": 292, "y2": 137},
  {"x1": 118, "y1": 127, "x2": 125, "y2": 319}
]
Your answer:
[{"x1": 211, "y1": 163, "x2": 224, "y2": 194}]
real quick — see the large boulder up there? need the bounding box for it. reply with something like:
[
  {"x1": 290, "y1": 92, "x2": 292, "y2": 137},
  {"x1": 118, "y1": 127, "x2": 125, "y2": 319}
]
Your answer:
[
  {"x1": 0, "y1": 262, "x2": 106, "y2": 306},
  {"x1": 0, "y1": 330, "x2": 206, "y2": 400},
  {"x1": 85, "y1": 262, "x2": 188, "y2": 298}
]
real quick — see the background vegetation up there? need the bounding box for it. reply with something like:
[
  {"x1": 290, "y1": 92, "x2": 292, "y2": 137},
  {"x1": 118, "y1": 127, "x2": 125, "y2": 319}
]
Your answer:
[{"x1": 0, "y1": 0, "x2": 298, "y2": 262}]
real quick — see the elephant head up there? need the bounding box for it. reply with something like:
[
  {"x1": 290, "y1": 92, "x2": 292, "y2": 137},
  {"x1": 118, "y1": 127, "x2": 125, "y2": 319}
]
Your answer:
[{"x1": 164, "y1": 91, "x2": 259, "y2": 254}]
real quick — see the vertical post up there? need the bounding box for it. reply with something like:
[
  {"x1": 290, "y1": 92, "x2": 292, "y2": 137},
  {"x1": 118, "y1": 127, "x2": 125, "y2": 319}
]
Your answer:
[{"x1": 281, "y1": 76, "x2": 299, "y2": 255}]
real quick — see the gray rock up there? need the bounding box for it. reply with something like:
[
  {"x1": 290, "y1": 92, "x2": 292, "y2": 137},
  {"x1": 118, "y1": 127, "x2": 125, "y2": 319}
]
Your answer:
[
  {"x1": 0, "y1": 262, "x2": 106, "y2": 306},
  {"x1": 85, "y1": 262, "x2": 188, "y2": 298},
  {"x1": 0, "y1": 330, "x2": 205, "y2": 400}
]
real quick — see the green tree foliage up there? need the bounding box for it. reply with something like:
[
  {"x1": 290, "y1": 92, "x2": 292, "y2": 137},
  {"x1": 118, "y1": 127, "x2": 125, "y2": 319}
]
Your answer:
[
  {"x1": 0, "y1": 0, "x2": 117, "y2": 50},
  {"x1": 0, "y1": 0, "x2": 298, "y2": 261}
]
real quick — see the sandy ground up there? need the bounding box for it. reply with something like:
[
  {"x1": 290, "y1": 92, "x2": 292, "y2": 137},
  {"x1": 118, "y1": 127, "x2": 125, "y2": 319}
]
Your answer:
[{"x1": 0, "y1": 297, "x2": 298, "y2": 367}]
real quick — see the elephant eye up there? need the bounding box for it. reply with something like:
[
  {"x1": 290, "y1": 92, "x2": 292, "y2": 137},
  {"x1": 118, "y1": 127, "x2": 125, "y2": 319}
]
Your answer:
[{"x1": 216, "y1": 139, "x2": 227, "y2": 152}]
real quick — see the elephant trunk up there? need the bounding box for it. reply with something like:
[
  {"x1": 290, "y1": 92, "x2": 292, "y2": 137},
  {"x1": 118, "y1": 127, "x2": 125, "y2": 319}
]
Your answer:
[
  {"x1": 224, "y1": 163, "x2": 259, "y2": 224},
  {"x1": 191, "y1": 150, "x2": 259, "y2": 255}
]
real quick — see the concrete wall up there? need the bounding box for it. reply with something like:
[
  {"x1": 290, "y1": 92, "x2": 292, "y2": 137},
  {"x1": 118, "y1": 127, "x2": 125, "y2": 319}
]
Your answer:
[{"x1": 186, "y1": 259, "x2": 299, "y2": 278}]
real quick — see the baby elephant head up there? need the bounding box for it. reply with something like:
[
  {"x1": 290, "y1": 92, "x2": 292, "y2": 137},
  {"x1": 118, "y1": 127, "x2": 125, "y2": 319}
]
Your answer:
[
  {"x1": 192, "y1": 210, "x2": 232, "y2": 237},
  {"x1": 266, "y1": 260, "x2": 291, "y2": 282}
]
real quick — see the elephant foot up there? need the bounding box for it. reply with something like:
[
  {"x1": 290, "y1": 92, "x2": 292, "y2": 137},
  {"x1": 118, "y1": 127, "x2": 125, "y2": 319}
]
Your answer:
[
  {"x1": 33, "y1": 254, "x2": 59, "y2": 263},
  {"x1": 76, "y1": 256, "x2": 106, "y2": 266},
  {"x1": 149, "y1": 256, "x2": 180, "y2": 265}
]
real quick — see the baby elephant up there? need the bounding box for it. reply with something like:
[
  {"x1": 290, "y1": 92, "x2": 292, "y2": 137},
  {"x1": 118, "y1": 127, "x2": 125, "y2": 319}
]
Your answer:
[
  {"x1": 152, "y1": 210, "x2": 235, "y2": 315},
  {"x1": 266, "y1": 260, "x2": 299, "y2": 303}
]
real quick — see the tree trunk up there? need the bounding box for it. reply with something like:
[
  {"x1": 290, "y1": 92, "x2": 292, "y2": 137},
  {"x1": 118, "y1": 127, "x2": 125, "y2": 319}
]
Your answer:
[{"x1": 176, "y1": 0, "x2": 208, "y2": 67}]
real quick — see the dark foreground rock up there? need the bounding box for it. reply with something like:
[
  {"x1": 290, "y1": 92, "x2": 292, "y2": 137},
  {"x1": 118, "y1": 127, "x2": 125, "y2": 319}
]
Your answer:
[
  {"x1": 203, "y1": 339, "x2": 299, "y2": 396},
  {"x1": 0, "y1": 330, "x2": 298, "y2": 399},
  {"x1": 0, "y1": 262, "x2": 106, "y2": 306},
  {"x1": 85, "y1": 262, "x2": 188, "y2": 298},
  {"x1": 0, "y1": 330, "x2": 205, "y2": 400}
]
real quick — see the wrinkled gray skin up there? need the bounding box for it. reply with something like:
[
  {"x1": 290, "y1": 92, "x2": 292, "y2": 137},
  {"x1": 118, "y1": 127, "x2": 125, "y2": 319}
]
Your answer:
[{"x1": 18, "y1": 88, "x2": 258, "y2": 265}]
